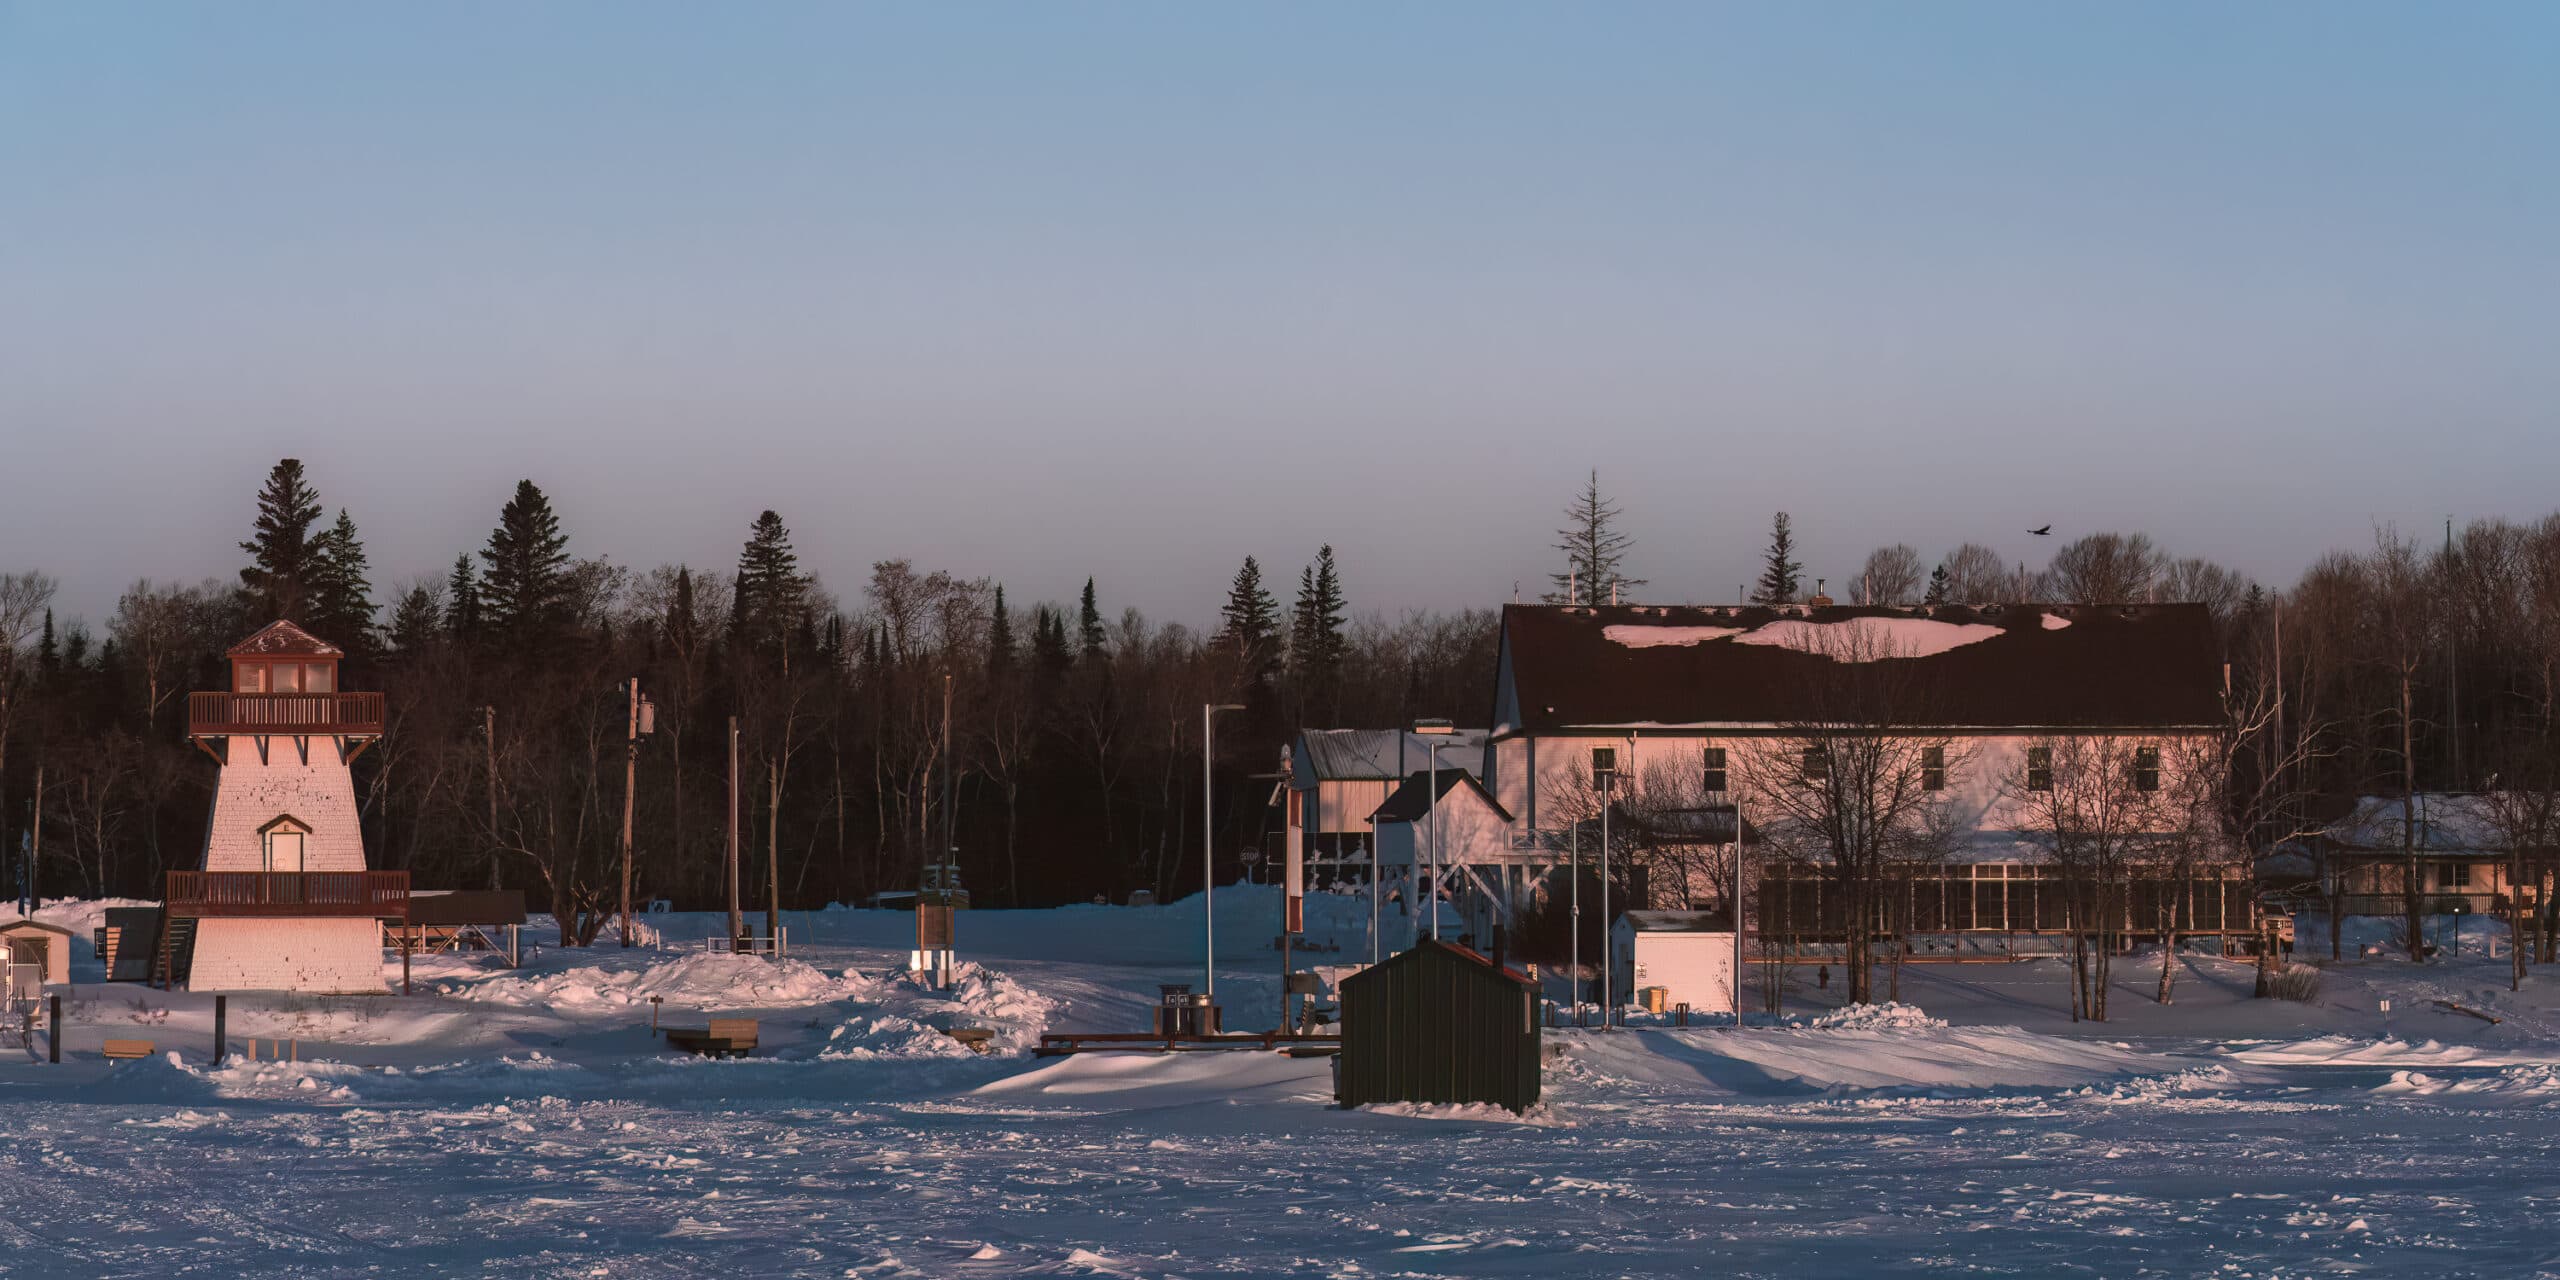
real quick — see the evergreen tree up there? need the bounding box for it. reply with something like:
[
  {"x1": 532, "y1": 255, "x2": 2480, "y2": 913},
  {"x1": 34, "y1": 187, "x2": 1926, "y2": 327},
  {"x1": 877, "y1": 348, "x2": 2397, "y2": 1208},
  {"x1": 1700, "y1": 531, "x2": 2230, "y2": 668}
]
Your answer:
[
  {"x1": 239, "y1": 458, "x2": 325, "y2": 619},
  {"x1": 1077, "y1": 578, "x2": 1107, "y2": 660},
  {"x1": 386, "y1": 584, "x2": 443, "y2": 654},
  {"x1": 1923, "y1": 563, "x2": 1951, "y2": 607},
  {"x1": 1030, "y1": 604, "x2": 1072, "y2": 681},
  {"x1": 1547, "y1": 470, "x2": 1644, "y2": 603},
  {"x1": 444, "y1": 554, "x2": 483, "y2": 642},
  {"x1": 478, "y1": 479, "x2": 570, "y2": 644},
  {"x1": 1751, "y1": 511, "x2": 1804, "y2": 605},
  {"x1": 986, "y1": 585, "x2": 1016, "y2": 676},
  {"x1": 666, "y1": 565, "x2": 699, "y2": 655},
  {"x1": 732, "y1": 510, "x2": 806, "y2": 648},
  {"x1": 36, "y1": 609, "x2": 57, "y2": 680},
  {"x1": 1218, "y1": 556, "x2": 1282, "y2": 682},
  {"x1": 306, "y1": 508, "x2": 376, "y2": 650},
  {"x1": 1289, "y1": 545, "x2": 1348, "y2": 689}
]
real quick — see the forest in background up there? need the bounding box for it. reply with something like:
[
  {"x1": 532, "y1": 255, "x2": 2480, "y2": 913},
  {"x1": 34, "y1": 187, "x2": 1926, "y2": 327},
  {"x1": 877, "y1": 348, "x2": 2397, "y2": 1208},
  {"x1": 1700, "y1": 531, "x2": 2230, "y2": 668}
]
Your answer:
[{"x1": 2, "y1": 462, "x2": 2556, "y2": 941}]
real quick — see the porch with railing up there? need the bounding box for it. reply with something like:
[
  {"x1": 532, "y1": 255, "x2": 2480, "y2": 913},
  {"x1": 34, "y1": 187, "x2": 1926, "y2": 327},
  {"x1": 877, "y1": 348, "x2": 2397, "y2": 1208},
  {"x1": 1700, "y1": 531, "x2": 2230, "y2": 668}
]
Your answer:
[
  {"x1": 165, "y1": 870, "x2": 410, "y2": 919},
  {"x1": 187, "y1": 692, "x2": 385, "y2": 738}
]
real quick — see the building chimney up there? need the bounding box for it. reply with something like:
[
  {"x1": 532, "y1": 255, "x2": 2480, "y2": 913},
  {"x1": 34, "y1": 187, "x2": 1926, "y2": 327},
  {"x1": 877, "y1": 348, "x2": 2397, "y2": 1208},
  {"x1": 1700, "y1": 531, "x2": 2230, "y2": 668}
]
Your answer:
[{"x1": 1808, "y1": 577, "x2": 1834, "y2": 608}]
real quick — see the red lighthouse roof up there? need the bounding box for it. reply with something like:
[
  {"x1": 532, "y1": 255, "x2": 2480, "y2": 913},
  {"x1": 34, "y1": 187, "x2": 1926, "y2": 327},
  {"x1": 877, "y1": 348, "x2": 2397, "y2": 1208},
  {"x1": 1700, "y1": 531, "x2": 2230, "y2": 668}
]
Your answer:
[{"x1": 226, "y1": 620, "x2": 344, "y2": 658}]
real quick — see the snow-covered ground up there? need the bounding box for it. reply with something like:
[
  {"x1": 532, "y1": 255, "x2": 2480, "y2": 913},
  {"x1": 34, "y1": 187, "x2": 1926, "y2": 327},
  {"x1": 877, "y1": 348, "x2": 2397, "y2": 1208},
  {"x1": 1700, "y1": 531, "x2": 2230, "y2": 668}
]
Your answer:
[{"x1": 9, "y1": 890, "x2": 2560, "y2": 1276}]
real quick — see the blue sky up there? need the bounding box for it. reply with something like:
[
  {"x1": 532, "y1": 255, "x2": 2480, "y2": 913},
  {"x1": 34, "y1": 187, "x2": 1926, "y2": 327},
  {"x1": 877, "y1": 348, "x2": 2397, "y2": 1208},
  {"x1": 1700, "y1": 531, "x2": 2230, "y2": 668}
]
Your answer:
[{"x1": 5, "y1": 4, "x2": 2555, "y2": 627}]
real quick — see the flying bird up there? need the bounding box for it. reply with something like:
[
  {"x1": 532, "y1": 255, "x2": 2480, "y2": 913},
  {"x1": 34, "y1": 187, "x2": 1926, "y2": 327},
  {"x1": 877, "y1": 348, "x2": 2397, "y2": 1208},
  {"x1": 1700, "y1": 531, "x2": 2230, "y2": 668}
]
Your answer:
[{"x1": 2028, "y1": 525, "x2": 2052, "y2": 536}]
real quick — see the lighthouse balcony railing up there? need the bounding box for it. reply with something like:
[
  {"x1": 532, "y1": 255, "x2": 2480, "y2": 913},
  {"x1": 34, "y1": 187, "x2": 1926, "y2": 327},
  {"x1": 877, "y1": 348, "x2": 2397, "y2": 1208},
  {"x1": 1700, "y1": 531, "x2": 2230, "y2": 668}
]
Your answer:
[
  {"x1": 165, "y1": 870, "x2": 411, "y2": 919},
  {"x1": 188, "y1": 692, "x2": 385, "y2": 739}
]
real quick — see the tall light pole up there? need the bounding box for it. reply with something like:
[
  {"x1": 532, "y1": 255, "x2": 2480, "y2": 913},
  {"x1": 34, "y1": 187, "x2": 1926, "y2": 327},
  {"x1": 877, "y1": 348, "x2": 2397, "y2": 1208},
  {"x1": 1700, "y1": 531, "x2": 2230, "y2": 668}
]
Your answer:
[
  {"x1": 1414, "y1": 720, "x2": 1455, "y2": 945},
  {"x1": 1203, "y1": 703, "x2": 1245, "y2": 1004},
  {"x1": 1598, "y1": 760, "x2": 1614, "y2": 1030}
]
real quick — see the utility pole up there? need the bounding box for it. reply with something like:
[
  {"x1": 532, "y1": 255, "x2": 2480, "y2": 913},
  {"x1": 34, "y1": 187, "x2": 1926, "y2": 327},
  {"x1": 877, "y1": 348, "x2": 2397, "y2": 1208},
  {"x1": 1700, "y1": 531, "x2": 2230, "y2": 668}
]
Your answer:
[
  {"x1": 726, "y1": 715, "x2": 743, "y2": 945},
  {"x1": 483, "y1": 707, "x2": 499, "y2": 889},
  {"x1": 1599, "y1": 754, "x2": 1614, "y2": 1030},
  {"x1": 619, "y1": 679, "x2": 640, "y2": 947}
]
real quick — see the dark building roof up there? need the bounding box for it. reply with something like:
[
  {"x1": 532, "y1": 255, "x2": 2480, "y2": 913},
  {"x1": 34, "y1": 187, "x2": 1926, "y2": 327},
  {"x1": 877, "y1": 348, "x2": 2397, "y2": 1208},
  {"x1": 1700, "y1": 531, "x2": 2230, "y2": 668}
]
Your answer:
[
  {"x1": 228, "y1": 620, "x2": 344, "y2": 658},
  {"x1": 1499, "y1": 602, "x2": 2223, "y2": 732},
  {"x1": 403, "y1": 890, "x2": 529, "y2": 926},
  {"x1": 1370, "y1": 770, "x2": 1513, "y2": 824},
  {"x1": 1294, "y1": 729, "x2": 1486, "y2": 783}
]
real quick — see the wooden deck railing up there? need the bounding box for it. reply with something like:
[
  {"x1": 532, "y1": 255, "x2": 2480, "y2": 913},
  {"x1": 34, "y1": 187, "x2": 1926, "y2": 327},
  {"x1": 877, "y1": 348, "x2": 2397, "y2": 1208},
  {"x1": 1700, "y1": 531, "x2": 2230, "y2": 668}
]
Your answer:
[
  {"x1": 165, "y1": 870, "x2": 410, "y2": 919},
  {"x1": 187, "y1": 692, "x2": 385, "y2": 738}
]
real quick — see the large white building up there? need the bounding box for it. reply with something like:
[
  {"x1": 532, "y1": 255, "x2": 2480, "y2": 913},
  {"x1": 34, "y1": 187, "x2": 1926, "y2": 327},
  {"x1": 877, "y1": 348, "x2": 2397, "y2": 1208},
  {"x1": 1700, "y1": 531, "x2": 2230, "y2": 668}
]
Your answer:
[{"x1": 1392, "y1": 601, "x2": 2254, "y2": 950}]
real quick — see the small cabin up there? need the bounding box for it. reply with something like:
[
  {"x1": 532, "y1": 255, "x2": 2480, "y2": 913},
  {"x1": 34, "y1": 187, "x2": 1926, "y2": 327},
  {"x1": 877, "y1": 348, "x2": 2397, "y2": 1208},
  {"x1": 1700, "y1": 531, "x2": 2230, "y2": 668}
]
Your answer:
[
  {"x1": 1613, "y1": 909, "x2": 1737, "y2": 1016},
  {"x1": 1, "y1": 918, "x2": 75, "y2": 994},
  {"x1": 1336, "y1": 939, "x2": 1541, "y2": 1114}
]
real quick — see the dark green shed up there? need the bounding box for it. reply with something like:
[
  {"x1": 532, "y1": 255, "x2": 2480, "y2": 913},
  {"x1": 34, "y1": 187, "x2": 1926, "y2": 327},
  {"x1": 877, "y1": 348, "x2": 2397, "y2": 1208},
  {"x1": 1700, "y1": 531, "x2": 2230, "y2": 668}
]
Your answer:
[{"x1": 1335, "y1": 938, "x2": 1541, "y2": 1113}]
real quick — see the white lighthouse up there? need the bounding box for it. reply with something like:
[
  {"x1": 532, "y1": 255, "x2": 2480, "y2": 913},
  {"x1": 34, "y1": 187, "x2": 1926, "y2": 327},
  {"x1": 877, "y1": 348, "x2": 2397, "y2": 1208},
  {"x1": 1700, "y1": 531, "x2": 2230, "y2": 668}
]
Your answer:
[{"x1": 161, "y1": 620, "x2": 406, "y2": 991}]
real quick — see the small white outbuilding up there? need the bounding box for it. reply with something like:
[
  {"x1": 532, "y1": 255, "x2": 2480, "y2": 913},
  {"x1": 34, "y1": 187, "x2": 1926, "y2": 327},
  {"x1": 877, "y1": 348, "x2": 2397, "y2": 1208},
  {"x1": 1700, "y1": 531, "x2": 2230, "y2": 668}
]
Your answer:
[{"x1": 1612, "y1": 910, "x2": 1736, "y2": 1016}]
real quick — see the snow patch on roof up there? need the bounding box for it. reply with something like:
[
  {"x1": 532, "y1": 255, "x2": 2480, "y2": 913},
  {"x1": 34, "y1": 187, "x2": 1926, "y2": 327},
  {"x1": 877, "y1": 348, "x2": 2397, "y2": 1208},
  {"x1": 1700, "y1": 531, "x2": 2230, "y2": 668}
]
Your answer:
[
  {"x1": 1602, "y1": 624, "x2": 1746, "y2": 648},
  {"x1": 2041, "y1": 614, "x2": 2073, "y2": 631},
  {"x1": 1733, "y1": 617, "x2": 2005, "y2": 660}
]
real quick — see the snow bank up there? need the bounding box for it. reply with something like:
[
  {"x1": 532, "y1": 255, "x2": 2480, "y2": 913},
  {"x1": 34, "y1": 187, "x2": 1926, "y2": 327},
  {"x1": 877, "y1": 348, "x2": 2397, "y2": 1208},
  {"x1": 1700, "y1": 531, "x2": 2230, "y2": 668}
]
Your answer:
[
  {"x1": 821, "y1": 962, "x2": 1056, "y2": 1059},
  {"x1": 2376, "y1": 1065, "x2": 2560, "y2": 1105},
  {"x1": 1562, "y1": 1023, "x2": 2199, "y2": 1095},
  {"x1": 1805, "y1": 1001, "x2": 1947, "y2": 1031},
  {"x1": 456, "y1": 951, "x2": 871, "y2": 1011}
]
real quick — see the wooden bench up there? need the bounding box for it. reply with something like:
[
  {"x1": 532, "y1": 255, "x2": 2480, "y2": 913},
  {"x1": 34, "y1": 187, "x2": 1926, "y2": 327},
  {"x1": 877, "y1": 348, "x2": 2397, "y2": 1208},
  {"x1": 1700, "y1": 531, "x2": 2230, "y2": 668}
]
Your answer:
[
  {"x1": 101, "y1": 1039, "x2": 156, "y2": 1061},
  {"x1": 664, "y1": 1018, "x2": 759, "y2": 1059},
  {"x1": 941, "y1": 1027, "x2": 996, "y2": 1054}
]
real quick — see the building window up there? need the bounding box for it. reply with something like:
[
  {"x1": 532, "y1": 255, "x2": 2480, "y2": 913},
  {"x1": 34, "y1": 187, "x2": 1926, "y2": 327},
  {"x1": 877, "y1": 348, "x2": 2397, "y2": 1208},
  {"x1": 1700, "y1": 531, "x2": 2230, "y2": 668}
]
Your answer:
[
  {"x1": 1921, "y1": 746, "x2": 1946, "y2": 792},
  {"x1": 2133, "y1": 745, "x2": 2160, "y2": 793},
  {"x1": 2026, "y1": 746, "x2": 2053, "y2": 792},
  {"x1": 2446, "y1": 863, "x2": 2472, "y2": 889},
  {"x1": 1801, "y1": 746, "x2": 1829, "y2": 782},
  {"x1": 1591, "y1": 746, "x2": 1616, "y2": 788},
  {"x1": 305, "y1": 663, "x2": 335, "y2": 693},
  {"x1": 1701, "y1": 747, "x2": 1728, "y2": 794},
  {"x1": 234, "y1": 663, "x2": 265, "y2": 694}
]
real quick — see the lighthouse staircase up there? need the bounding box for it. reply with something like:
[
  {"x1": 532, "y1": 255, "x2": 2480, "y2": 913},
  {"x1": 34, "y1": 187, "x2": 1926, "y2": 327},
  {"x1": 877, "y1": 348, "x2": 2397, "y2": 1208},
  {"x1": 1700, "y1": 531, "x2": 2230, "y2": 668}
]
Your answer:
[{"x1": 151, "y1": 912, "x2": 198, "y2": 990}]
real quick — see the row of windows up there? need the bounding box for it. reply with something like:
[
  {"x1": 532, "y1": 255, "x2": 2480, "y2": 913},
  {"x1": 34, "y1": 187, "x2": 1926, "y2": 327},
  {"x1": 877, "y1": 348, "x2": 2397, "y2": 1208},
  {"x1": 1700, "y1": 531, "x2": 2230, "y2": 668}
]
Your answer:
[
  {"x1": 1590, "y1": 742, "x2": 2162, "y2": 795},
  {"x1": 234, "y1": 661, "x2": 338, "y2": 694}
]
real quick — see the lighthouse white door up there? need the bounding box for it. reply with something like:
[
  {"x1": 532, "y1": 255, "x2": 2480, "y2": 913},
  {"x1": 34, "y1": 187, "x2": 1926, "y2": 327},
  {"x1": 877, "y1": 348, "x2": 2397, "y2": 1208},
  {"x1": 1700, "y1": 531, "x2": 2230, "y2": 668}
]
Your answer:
[{"x1": 266, "y1": 831, "x2": 304, "y2": 873}]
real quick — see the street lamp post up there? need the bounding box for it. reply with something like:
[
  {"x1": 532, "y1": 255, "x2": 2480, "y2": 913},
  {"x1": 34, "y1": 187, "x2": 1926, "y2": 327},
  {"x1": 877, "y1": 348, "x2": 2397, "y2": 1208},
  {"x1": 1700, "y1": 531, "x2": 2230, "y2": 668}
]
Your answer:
[
  {"x1": 1203, "y1": 703, "x2": 1246, "y2": 1005},
  {"x1": 1414, "y1": 720, "x2": 1456, "y2": 946}
]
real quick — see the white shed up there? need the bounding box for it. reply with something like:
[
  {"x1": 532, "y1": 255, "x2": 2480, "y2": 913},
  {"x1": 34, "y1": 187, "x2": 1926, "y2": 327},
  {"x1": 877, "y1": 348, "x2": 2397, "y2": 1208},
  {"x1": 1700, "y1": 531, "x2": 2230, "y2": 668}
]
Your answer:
[
  {"x1": 1, "y1": 918, "x2": 75, "y2": 994},
  {"x1": 1611, "y1": 910, "x2": 1735, "y2": 1016}
]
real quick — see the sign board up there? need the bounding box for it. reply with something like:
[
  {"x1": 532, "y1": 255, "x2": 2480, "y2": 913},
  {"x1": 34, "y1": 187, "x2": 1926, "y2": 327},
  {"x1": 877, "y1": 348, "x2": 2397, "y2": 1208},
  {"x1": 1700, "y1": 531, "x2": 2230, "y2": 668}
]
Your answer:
[{"x1": 916, "y1": 903, "x2": 954, "y2": 950}]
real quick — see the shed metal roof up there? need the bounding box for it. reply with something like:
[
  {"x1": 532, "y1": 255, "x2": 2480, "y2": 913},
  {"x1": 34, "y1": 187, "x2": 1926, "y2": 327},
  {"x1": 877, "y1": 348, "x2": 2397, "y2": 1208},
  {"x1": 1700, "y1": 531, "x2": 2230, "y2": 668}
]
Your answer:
[{"x1": 1297, "y1": 729, "x2": 1485, "y2": 783}]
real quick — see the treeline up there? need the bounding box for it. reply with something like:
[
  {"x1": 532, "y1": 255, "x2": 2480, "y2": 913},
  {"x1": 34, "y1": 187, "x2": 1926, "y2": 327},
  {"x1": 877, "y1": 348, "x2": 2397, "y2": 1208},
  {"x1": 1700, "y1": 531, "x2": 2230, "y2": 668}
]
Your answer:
[
  {"x1": 0, "y1": 461, "x2": 1496, "y2": 929},
  {"x1": 4, "y1": 465, "x2": 2556, "y2": 938}
]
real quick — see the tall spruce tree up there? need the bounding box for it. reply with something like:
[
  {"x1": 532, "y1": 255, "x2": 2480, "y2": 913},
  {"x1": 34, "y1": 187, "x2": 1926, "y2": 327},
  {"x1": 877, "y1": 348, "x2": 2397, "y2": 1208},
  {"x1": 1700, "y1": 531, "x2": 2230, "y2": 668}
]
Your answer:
[
  {"x1": 1030, "y1": 604, "x2": 1071, "y2": 681},
  {"x1": 1751, "y1": 511, "x2": 1803, "y2": 605},
  {"x1": 306, "y1": 508, "x2": 376, "y2": 650},
  {"x1": 1076, "y1": 578, "x2": 1107, "y2": 661},
  {"x1": 239, "y1": 458, "x2": 325, "y2": 620},
  {"x1": 1289, "y1": 545, "x2": 1348, "y2": 690},
  {"x1": 1218, "y1": 556, "x2": 1282, "y2": 683},
  {"x1": 478, "y1": 479, "x2": 570, "y2": 644},
  {"x1": 444, "y1": 554, "x2": 482, "y2": 642},
  {"x1": 1923, "y1": 563, "x2": 1951, "y2": 607},
  {"x1": 1548, "y1": 470, "x2": 1644, "y2": 603},
  {"x1": 733, "y1": 510, "x2": 806, "y2": 649},
  {"x1": 986, "y1": 585, "x2": 1016, "y2": 676},
  {"x1": 386, "y1": 584, "x2": 442, "y2": 654}
]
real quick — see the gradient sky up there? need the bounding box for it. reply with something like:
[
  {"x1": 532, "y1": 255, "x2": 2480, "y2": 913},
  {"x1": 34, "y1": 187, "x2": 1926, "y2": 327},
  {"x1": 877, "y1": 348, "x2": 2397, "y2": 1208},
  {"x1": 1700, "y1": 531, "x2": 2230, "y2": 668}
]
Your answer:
[{"x1": 6, "y1": 4, "x2": 2556, "y2": 629}]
